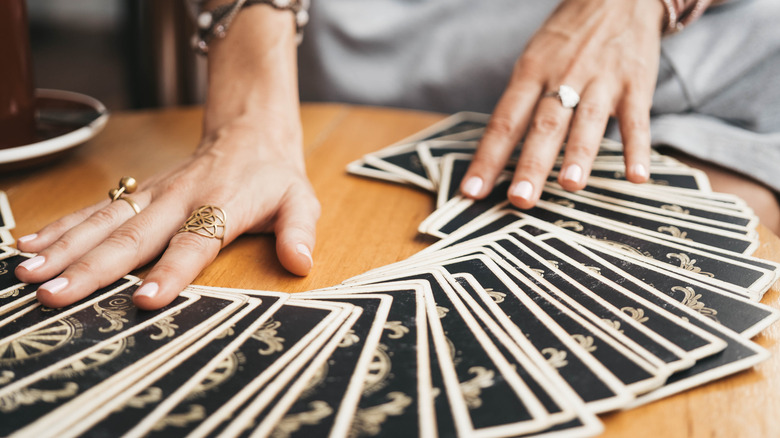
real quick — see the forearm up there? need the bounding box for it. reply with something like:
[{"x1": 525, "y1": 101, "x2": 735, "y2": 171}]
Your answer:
[{"x1": 202, "y1": 4, "x2": 301, "y2": 144}]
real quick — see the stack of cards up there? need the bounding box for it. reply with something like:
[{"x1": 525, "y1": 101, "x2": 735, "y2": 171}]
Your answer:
[{"x1": 0, "y1": 111, "x2": 778, "y2": 438}]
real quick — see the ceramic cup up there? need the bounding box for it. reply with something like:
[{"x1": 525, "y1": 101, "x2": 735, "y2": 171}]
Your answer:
[{"x1": 0, "y1": 0, "x2": 36, "y2": 149}]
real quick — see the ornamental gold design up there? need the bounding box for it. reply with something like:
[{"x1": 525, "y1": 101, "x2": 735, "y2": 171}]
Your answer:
[
  {"x1": 546, "y1": 260, "x2": 560, "y2": 269},
  {"x1": 300, "y1": 363, "x2": 329, "y2": 400},
  {"x1": 52, "y1": 337, "x2": 130, "y2": 378},
  {"x1": 585, "y1": 265, "x2": 602, "y2": 275},
  {"x1": 541, "y1": 348, "x2": 568, "y2": 369},
  {"x1": 383, "y1": 321, "x2": 409, "y2": 339},
  {"x1": 0, "y1": 317, "x2": 82, "y2": 364},
  {"x1": 661, "y1": 204, "x2": 690, "y2": 215},
  {"x1": 484, "y1": 288, "x2": 506, "y2": 304},
  {"x1": 658, "y1": 225, "x2": 691, "y2": 241},
  {"x1": 252, "y1": 320, "x2": 285, "y2": 355},
  {"x1": 666, "y1": 253, "x2": 715, "y2": 277},
  {"x1": 151, "y1": 310, "x2": 180, "y2": 340},
  {"x1": 93, "y1": 292, "x2": 134, "y2": 333},
  {"x1": 153, "y1": 404, "x2": 206, "y2": 431},
  {"x1": 362, "y1": 344, "x2": 392, "y2": 396},
  {"x1": 0, "y1": 382, "x2": 79, "y2": 413},
  {"x1": 460, "y1": 367, "x2": 495, "y2": 409},
  {"x1": 272, "y1": 401, "x2": 333, "y2": 438},
  {"x1": 339, "y1": 329, "x2": 360, "y2": 348},
  {"x1": 551, "y1": 198, "x2": 575, "y2": 208},
  {"x1": 125, "y1": 387, "x2": 163, "y2": 409},
  {"x1": 0, "y1": 285, "x2": 21, "y2": 300},
  {"x1": 553, "y1": 220, "x2": 584, "y2": 232},
  {"x1": 602, "y1": 319, "x2": 623, "y2": 333},
  {"x1": 0, "y1": 261, "x2": 7, "y2": 275},
  {"x1": 598, "y1": 240, "x2": 653, "y2": 258},
  {"x1": 571, "y1": 334, "x2": 597, "y2": 352},
  {"x1": 178, "y1": 205, "x2": 226, "y2": 241},
  {"x1": 187, "y1": 352, "x2": 240, "y2": 400},
  {"x1": 436, "y1": 306, "x2": 450, "y2": 319},
  {"x1": 530, "y1": 268, "x2": 545, "y2": 277},
  {"x1": 350, "y1": 392, "x2": 413, "y2": 438},
  {"x1": 621, "y1": 307, "x2": 649, "y2": 324},
  {"x1": 0, "y1": 371, "x2": 14, "y2": 385},
  {"x1": 671, "y1": 286, "x2": 719, "y2": 322}
]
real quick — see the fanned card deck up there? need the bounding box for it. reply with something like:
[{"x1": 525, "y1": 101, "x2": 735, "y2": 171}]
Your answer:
[{"x1": 1, "y1": 112, "x2": 778, "y2": 437}]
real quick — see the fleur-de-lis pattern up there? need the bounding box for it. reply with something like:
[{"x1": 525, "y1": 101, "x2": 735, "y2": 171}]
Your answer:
[
  {"x1": 666, "y1": 253, "x2": 714, "y2": 277},
  {"x1": 541, "y1": 348, "x2": 568, "y2": 368},
  {"x1": 658, "y1": 225, "x2": 691, "y2": 241},
  {"x1": 553, "y1": 220, "x2": 584, "y2": 232},
  {"x1": 621, "y1": 307, "x2": 649, "y2": 323},
  {"x1": 571, "y1": 334, "x2": 597, "y2": 352},
  {"x1": 661, "y1": 204, "x2": 690, "y2": 215},
  {"x1": 459, "y1": 367, "x2": 495, "y2": 409},
  {"x1": 484, "y1": 288, "x2": 506, "y2": 304},
  {"x1": 671, "y1": 286, "x2": 719, "y2": 322}
]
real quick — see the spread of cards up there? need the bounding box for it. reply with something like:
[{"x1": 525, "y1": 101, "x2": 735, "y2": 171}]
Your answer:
[{"x1": 1, "y1": 111, "x2": 779, "y2": 438}]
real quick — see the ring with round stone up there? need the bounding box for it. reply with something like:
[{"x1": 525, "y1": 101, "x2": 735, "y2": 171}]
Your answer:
[{"x1": 544, "y1": 85, "x2": 580, "y2": 109}]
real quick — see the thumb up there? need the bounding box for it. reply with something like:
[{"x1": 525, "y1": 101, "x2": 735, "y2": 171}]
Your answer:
[{"x1": 274, "y1": 188, "x2": 321, "y2": 276}]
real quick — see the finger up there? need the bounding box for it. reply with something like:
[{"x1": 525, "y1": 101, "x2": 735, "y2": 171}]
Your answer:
[
  {"x1": 460, "y1": 79, "x2": 544, "y2": 199},
  {"x1": 558, "y1": 81, "x2": 613, "y2": 191},
  {"x1": 34, "y1": 196, "x2": 186, "y2": 309},
  {"x1": 133, "y1": 229, "x2": 222, "y2": 311},
  {"x1": 16, "y1": 193, "x2": 150, "y2": 284},
  {"x1": 16, "y1": 201, "x2": 109, "y2": 253},
  {"x1": 274, "y1": 187, "x2": 321, "y2": 276},
  {"x1": 618, "y1": 84, "x2": 652, "y2": 183},
  {"x1": 509, "y1": 90, "x2": 577, "y2": 208}
]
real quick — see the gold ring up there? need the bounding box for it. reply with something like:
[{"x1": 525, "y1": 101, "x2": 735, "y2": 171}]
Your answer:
[
  {"x1": 109, "y1": 176, "x2": 141, "y2": 214},
  {"x1": 178, "y1": 205, "x2": 226, "y2": 241}
]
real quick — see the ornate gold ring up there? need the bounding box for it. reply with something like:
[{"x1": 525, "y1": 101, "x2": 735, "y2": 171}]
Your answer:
[
  {"x1": 109, "y1": 176, "x2": 141, "y2": 214},
  {"x1": 178, "y1": 205, "x2": 227, "y2": 241}
]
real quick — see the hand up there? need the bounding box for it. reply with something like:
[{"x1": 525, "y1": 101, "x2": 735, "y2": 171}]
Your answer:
[
  {"x1": 460, "y1": 0, "x2": 665, "y2": 208},
  {"x1": 15, "y1": 118, "x2": 320, "y2": 310}
]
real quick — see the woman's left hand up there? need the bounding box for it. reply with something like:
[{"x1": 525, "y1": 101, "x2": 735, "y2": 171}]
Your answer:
[{"x1": 460, "y1": 0, "x2": 666, "y2": 207}]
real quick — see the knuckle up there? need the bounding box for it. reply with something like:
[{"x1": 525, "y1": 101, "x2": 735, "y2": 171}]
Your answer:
[
  {"x1": 531, "y1": 114, "x2": 565, "y2": 135},
  {"x1": 575, "y1": 102, "x2": 606, "y2": 122},
  {"x1": 486, "y1": 115, "x2": 517, "y2": 139},
  {"x1": 68, "y1": 258, "x2": 100, "y2": 280},
  {"x1": 104, "y1": 223, "x2": 145, "y2": 252},
  {"x1": 173, "y1": 232, "x2": 216, "y2": 254},
  {"x1": 622, "y1": 115, "x2": 650, "y2": 133},
  {"x1": 88, "y1": 206, "x2": 123, "y2": 228},
  {"x1": 47, "y1": 236, "x2": 74, "y2": 255},
  {"x1": 150, "y1": 262, "x2": 182, "y2": 280},
  {"x1": 517, "y1": 155, "x2": 549, "y2": 176}
]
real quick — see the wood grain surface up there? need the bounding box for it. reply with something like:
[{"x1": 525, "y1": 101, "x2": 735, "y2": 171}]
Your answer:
[{"x1": 1, "y1": 104, "x2": 778, "y2": 437}]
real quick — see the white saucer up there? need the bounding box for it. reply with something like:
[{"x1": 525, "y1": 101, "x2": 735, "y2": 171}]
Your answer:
[{"x1": 0, "y1": 88, "x2": 109, "y2": 165}]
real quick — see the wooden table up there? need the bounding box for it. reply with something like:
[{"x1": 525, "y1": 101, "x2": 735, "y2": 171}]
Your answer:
[{"x1": 1, "y1": 104, "x2": 778, "y2": 437}]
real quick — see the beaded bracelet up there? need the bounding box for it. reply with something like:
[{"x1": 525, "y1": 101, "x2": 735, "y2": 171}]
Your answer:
[
  {"x1": 659, "y1": 0, "x2": 712, "y2": 34},
  {"x1": 189, "y1": 0, "x2": 310, "y2": 55}
]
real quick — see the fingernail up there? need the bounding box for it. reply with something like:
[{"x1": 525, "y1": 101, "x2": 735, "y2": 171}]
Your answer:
[
  {"x1": 630, "y1": 164, "x2": 649, "y2": 180},
  {"x1": 562, "y1": 164, "x2": 583, "y2": 185},
  {"x1": 510, "y1": 180, "x2": 534, "y2": 201},
  {"x1": 462, "y1": 176, "x2": 483, "y2": 197},
  {"x1": 40, "y1": 277, "x2": 69, "y2": 295},
  {"x1": 135, "y1": 282, "x2": 159, "y2": 299},
  {"x1": 296, "y1": 243, "x2": 313, "y2": 267},
  {"x1": 18, "y1": 234, "x2": 38, "y2": 244},
  {"x1": 19, "y1": 255, "x2": 46, "y2": 272}
]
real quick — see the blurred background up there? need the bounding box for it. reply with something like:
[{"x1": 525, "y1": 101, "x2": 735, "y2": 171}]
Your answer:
[{"x1": 28, "y1": 0, "x2": 206, "y2": 111}]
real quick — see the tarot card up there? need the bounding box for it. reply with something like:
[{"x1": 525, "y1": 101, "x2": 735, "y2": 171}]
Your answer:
[
  {"x1": 586, "y1": 163, "x2": 711, "y2": 191},
  {"x1": 534, "y1": 234, "x2": 780, "y2": 339},
  {"x1": 0, "y1": 191, "x2": 15, "y2": 230},
  {"x1": 260, "y1": 294, "x2": 392, "y2": 438},
  {"x1": 218, "y1": 306, "x2": 364, "y2": 438},
  {"x1": 0, "y1": 228, "x2": 13, "y2": 246},
  {"x1": 59, "y1": 289, "x2": 288, "y2": 438},
  {"x1": 416, "y1": 141, "x2": 478, "y2": 188},
  {"x1": 0, "y1": 253, "x2": 41, "y2": 316},
  {"x1": 305, "y1": 282, "x2": 436, "y2": 438},
  {"x1": 131, "y1": 299, "x2": 355, "y2": 438},
  {"x1": 438, "y1": 254, "x2": 666, "y2": 396},
  {"x1": 536, "y1": 189, "x2": 757, "y2": 255},
  {"x1": 364, "y1": 144, "x2": 436, "y2": 192},
  {"x1": 1, "y1": 288, "x2": 247, "y2": 437},
  {"x1": 0, "y1": 276, "x2": 139, "y2": 340}
]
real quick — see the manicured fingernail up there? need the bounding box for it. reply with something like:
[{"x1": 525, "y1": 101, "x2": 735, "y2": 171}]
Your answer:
[
  {"x1": 135, "y1": 282, "x2": 159, "y2": 299},
  {"x1": 510, "y1": 180, "x2": 534, "y2": 201},
  {"x1": 296, "y1": 244, "x2": 313, "y2": 266},
  {"x1": 18, "y1": 234, "x2": 38, "y2": 244},
  {"x1": 40, "y1": 277, "x2": 69, "y2": 295},
  {"x1": 562, "y1": 164, "x2": 583, "y2": 185},
  {"x1": 630, "y1": 164, "x2": 649, "y2": 180},
  {"x1": 462, "y1": 176, "x2": 483, "y2": 197},
  {"x1": 19, "y1": 255, "x2": 45, "y2": 271}
]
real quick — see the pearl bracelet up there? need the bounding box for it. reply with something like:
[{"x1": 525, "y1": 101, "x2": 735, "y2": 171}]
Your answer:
[{"x1": 189, "y1": 0, "x2": 310, "y2": 55}]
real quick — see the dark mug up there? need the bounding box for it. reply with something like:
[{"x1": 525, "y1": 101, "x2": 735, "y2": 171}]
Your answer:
[{"x1": 0, "y1": 0, "x2": 36, "y2": 149}]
